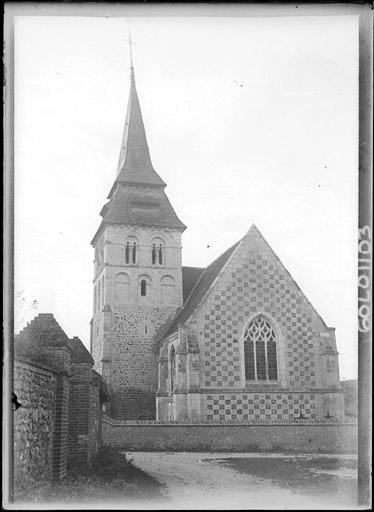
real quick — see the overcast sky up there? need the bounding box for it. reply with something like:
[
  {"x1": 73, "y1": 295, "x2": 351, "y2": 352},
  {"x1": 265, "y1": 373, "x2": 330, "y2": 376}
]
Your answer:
[{"x1": 14, "y1": 12, "x2": 358, "y2": 379}]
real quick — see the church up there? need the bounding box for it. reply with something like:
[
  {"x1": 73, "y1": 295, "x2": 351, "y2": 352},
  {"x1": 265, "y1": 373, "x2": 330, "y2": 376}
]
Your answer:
[{"x1": 90, "y1": 54, "x2": 345, "y2": 422}]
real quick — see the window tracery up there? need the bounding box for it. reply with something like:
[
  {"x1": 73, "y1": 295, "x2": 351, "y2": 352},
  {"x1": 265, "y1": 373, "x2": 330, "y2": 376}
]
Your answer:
[{"x1": 244, "y1": 316, "x2": 278, "y2": 381}]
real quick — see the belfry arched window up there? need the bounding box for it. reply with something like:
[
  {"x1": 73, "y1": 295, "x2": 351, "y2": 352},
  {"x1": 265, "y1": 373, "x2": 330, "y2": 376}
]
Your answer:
[
  {"x1": 132, "y1": 242, "x2": 137, "y2": 264},
  {"x1": 151, "y1": 237, "x2": 164, "y2": 266},
  {"x1": 244, "y1": 316, "x2": 278, "y2": 381},
  {"x1": 124, "y1": 236, "x2": 138, "y2": 265},
  {"x1": 152, "y1": 244, "x2": 157, "y2": 265}
]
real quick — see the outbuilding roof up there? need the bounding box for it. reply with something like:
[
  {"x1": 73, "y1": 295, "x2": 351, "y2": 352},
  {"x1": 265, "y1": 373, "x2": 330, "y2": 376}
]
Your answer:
[{"x1": 68, "y1": 336, "x2": 94, "y2": 364}]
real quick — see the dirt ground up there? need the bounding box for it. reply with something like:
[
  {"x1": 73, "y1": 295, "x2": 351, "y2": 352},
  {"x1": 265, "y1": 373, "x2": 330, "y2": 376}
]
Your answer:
[
  {"x1": 12, "y1": 451, "x2": 358, "y2": 510},
  {"x1": 129, "y1": 451, "x2": 358, "y2": 510}
]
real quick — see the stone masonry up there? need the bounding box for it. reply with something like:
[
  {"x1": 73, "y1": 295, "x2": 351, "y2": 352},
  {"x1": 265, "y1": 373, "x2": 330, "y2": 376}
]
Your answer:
[
  {"x1": 13, "y1": 314, "x2": 106, "y2": 499},
  {"x1": 91, "y1": 225, "x2": 183, "y2": 419},
  {"x1": 157, "y1": 225, "x2": 344, "y2": 421}
]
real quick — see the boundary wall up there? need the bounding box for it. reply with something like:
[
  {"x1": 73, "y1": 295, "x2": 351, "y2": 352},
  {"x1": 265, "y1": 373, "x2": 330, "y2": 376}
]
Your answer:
[
  {"x1": 103, "y1": 417, "x2": 357, "y2": 453},
  {"x1": 13, "y1": 314, "x2": 107, "y2": 500}
]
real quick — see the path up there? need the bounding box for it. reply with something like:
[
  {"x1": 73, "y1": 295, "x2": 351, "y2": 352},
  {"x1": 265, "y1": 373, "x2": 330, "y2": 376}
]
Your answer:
[{"x1": 129, "y1": 452, "x2": 358, "y2": 510}]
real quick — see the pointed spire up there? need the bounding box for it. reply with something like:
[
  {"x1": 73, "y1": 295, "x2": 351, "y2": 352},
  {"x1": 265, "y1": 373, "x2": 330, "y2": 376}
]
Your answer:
[
  {"x1": 129, "y1": 29, "x2": 134, "y2": 70},
  {"x1": 109, "y1": 38, "x2": 165, "y2": 198},
  {"x1": 91, "y1": 38, "x2": 186, "y2": 245}
]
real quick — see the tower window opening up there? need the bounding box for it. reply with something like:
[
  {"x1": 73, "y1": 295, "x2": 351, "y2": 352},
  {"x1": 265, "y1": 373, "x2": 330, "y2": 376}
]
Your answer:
[
  {"x1": 159, "y1": 244, "x2": 163, "y2": 265},
  {"x1": 132, "y1": 242, "x2": 137, "y2": 264},
  {"x1": 125, "y1": 242, "x2": 130, "y2": 264},
  {"x1": 140, "y1": 279, "x2": 147, "y2": 296},
  {"x1": 152, "y1": 244, "x2": 156, "y2": 265}
]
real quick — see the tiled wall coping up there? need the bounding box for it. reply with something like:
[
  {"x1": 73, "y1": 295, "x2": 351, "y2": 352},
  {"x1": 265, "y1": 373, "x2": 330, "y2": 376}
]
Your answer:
[{"x1": 103, "y1": 415, "x2": 357, "y2": 426}]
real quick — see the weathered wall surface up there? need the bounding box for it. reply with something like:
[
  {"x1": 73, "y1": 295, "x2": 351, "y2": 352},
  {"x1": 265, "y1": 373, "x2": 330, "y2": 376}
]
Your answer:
[
  {"x1": 103, "y1": 418, "x2": 357, "y2": 454},
  {"x1": 110, "y1": 305, "x2": 177, "y2": 419},
  {"x1": 88, "y1": 376, "x2": 101, "y2": 462},
  {"x1": 14, "y1": 314, "x2": 105, "y2": 500},
  {"x1": 13, "y1": 360, "x2": 56, "y2": 498},
  {"x1": 68, "y1": 361, "x2": 102, "y2": 467}
]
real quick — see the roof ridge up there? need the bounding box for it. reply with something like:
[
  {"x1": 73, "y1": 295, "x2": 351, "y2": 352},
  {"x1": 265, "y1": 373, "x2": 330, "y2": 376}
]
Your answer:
[{"x1": 163, "y1": 238, "x2": 243, "y2": 338}]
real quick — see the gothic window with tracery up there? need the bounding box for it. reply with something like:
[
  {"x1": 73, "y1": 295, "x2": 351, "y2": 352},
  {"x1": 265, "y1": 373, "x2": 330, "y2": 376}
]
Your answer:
[{"x1": 244, "y1": 316, "x2": 278, "y2": 381}]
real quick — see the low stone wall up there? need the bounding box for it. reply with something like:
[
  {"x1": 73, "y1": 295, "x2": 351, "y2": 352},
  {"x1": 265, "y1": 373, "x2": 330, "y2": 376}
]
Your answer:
[
  {"x1": 103, "y1": 417, "x2": 357, "y2": 453},
  {"x1": 13, "y1": 359, "x2": 56, "y2": 498}
]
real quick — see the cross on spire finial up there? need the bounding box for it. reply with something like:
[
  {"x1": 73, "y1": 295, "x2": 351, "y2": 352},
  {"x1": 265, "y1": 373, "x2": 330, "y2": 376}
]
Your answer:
[{"x1": 128, "y1": 30, "x2": 134, "y2": 69}]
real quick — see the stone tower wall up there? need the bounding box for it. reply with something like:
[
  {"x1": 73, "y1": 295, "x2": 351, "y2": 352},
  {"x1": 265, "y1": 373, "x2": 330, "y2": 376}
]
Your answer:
[{"x1": 91, "y1": 224, "x2": 183, "y2": 419}]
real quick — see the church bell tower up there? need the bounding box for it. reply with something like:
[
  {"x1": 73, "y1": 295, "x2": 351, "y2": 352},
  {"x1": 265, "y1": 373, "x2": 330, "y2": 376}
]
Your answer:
[{"x1": 90, "y1": 48, "x2": 186, "y2": 419}]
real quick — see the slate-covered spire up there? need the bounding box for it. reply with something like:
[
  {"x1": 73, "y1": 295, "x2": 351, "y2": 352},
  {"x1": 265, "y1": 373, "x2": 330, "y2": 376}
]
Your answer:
[
  {"x1": 109, "y1": 54, "x2": 165, "y2": 198},
  {"x1": 91, "y1": 43, "x2": 186, "y2": 246}
]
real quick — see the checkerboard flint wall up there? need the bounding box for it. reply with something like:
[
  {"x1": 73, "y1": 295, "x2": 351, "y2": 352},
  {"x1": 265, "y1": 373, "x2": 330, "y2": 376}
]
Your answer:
[
  {"x1": 182, "y1": 227, "x2": 343, "y2": 420},
  {"x1": 205, "y1": 393, "x2": 316, "y2": 421}
]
